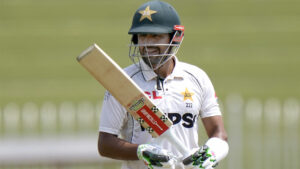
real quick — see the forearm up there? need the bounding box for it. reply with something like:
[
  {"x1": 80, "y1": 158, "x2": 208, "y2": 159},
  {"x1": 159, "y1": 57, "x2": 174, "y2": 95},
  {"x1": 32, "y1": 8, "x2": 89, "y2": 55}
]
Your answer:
[
  {"x1": 208, "y1": 126, "x2": 228, "y2": 141},
  {"x1": 98, "y1": 132, "x2": 139, "y2": 160},
  {"x1": 202, "y1": 115, "x2": 228, "y2": 141}
]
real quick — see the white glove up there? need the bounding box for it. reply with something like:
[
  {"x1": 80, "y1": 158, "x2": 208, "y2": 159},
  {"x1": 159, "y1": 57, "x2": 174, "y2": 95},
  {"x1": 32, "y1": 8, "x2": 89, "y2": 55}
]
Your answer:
[
  {"x1": 137, "y1": 144, "x2": 176, "y2": 169},
  {"x1": 183, "y1": 138, "x2": 229, "y2": 169}
]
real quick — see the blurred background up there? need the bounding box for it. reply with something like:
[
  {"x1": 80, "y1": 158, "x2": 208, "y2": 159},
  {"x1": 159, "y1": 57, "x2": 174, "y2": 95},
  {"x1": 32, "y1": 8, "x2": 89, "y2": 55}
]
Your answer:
[{"x1": 0, "y1": 0, "x2": 299, "y2": 169}]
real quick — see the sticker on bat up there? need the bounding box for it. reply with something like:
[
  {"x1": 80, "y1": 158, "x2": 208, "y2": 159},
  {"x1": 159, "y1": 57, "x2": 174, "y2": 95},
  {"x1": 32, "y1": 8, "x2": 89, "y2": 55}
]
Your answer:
[
  {"x1": 136, "y1": 105, "x2": 169, "y2": 135},
  {"x1": 129, "y1": 97, "x2": 145, "y2": 111}
]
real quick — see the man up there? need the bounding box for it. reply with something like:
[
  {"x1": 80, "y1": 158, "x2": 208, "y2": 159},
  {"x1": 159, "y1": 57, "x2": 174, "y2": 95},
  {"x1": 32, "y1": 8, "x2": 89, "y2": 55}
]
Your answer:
[{"x1": 98, "y1": 1, "x2": 229, "y2": 169}]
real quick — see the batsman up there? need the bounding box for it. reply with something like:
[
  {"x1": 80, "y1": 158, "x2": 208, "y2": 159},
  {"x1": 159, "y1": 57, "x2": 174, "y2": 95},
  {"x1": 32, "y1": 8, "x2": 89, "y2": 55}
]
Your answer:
[{"x1": 98, "y1": 1, "x2": 229, "y2": 169}]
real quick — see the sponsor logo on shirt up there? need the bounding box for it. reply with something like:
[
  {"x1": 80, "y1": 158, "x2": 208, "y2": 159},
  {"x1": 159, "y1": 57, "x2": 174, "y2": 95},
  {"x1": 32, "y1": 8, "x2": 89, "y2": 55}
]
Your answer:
[
  {"x1": 168, "y1": 113, "x2": 197, "y2": 128},
  {"x1": 140, "y1": 112, "x2": 198, "y2": 131},
  {"x1": 145, "y1": 91, "x2": 162, "y2": 99}
]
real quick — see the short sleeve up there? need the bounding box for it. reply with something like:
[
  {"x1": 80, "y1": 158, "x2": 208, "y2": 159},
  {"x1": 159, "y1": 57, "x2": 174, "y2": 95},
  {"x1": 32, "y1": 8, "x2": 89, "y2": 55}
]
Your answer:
[
  {"x1": 99, "y1": 91, "x2": 127, "y2": 135},
  {"x1": 199, "y1": 73, "x2": 222, "y2": 118}
]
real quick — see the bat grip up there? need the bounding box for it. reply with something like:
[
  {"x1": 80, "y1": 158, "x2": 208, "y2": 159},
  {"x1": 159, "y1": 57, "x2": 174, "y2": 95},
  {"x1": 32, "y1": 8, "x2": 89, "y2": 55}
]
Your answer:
[
  {"x1": 162, "y1": 128, "x2": 190, "y2": 159},
  {"x1": 150, "y1": 127, "x2": 192, "y2": 168}
]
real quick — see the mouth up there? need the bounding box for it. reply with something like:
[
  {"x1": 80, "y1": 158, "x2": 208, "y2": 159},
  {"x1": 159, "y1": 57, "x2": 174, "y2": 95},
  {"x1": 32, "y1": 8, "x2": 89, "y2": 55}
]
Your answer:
[
  {"x1": 143, "y1": 47, "x2": 160, "y2": 56},
  {"x1": 139, "y1": 46, "x2": 167, "y2": 69}
]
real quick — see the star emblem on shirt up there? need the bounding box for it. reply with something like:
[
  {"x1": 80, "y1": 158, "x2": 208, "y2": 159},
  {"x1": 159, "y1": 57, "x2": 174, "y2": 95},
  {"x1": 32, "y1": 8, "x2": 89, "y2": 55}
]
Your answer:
[
  {"x1": 181, "y1": 88, "x2": 194, "y2": 101},
  {"x1": 139, "y1": 6, "x2": 157, "y2": 22}
]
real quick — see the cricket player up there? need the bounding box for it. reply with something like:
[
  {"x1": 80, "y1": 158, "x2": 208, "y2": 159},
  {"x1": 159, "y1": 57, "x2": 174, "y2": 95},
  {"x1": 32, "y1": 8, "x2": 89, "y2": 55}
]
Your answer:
[{"x1": 98, "y1": 1, "x2": 229, "y2": 169}]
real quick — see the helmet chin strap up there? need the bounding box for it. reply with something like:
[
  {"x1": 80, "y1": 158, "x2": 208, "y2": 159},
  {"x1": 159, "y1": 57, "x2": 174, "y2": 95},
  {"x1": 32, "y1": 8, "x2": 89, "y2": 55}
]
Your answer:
[
  {"x1": 155, "y1": 57, "x2": 175, "y2": 91},
  {"x1": 156, "y1": 68, "x2": 163, "y2": 90}
]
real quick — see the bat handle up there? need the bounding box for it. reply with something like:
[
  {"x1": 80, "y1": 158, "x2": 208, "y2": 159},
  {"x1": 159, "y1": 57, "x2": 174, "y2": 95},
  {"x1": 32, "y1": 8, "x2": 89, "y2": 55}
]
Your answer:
[
  {"x1": 162, "y1": 127, "x2": 190, "y2": 159},
  {"x1": 151, "y1": 127, "x2": 190, "y2": 161}
]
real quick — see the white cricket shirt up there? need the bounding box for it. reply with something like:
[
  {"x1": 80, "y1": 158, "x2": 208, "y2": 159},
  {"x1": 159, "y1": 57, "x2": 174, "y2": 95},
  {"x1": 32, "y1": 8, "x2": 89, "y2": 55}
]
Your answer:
[{"x1": 99, "y1": 57, "x2": 221, "y2": 169}]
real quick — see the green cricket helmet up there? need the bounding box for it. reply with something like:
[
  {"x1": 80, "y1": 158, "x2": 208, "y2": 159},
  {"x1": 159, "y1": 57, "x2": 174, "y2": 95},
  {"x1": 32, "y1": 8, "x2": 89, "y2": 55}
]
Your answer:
[
  {"x1": 129, "y1": 0, "x2": 181, "y2": 34},
  {"x1": 128, "y1": 0, "x2": 184, "y2": 71}
]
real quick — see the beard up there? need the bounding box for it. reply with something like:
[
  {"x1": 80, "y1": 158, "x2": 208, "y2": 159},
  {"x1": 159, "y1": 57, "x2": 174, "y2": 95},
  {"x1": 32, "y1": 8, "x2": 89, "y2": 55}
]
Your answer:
[{"x1": 140, "y1": 46, "x2": 170, "y2": 69}]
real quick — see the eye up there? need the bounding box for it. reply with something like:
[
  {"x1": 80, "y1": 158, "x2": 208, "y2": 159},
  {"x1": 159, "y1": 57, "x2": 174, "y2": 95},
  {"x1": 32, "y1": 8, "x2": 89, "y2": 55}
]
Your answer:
[
  {"x1": 138, "y1": 34, "x2": 147, "y2": 38},
  {"x1": 152, "y1": 34, "x2": 162, "y2": 39},
  {"x1": 137, "y1": 34, "x2": 147, "y2": 43}
]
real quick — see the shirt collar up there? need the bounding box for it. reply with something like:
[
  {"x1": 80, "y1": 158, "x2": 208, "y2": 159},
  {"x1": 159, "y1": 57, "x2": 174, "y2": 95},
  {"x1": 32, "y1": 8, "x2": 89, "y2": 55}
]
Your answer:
[{"x1": 141, "y1": 56, "x2": 184, "y2": 81}]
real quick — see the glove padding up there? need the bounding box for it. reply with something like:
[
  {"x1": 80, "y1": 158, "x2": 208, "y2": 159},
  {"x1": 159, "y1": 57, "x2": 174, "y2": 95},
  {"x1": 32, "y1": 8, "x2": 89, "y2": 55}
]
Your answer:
[
  {"x1": 183, "y1": 137, "x2": 229, "y2": 169},
  {"x1": 137, "y1": 144, "x2": 176, "y2": 169},
  {"x1": 182, "y1": 145, "x2": 218, "y2": 169}
]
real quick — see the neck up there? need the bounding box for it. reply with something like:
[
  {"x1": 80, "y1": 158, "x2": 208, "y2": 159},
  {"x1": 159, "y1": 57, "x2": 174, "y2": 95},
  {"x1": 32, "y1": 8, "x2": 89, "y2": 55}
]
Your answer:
[{"x1": 154, "y1": 57, "x2": 175, "y2": 78}]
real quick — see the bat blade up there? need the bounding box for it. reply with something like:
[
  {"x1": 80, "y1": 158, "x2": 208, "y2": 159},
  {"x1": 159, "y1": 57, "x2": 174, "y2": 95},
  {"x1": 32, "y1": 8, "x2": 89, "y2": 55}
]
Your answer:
[{"x1": 77, "y1": 44, "x2": 173, "y2": 137}]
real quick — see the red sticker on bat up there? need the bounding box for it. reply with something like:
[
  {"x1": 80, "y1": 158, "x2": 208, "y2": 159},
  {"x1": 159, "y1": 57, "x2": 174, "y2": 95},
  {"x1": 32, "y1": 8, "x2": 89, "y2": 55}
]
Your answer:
[{"x1": 136, "y1": 105, "x2": 169, "y2": 135}]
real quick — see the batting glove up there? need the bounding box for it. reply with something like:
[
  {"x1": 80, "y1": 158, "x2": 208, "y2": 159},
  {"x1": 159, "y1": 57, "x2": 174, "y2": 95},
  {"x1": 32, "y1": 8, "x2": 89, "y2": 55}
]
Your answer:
[
  {"x1": 183, "y1": 138, "x2": 229, "y2": 169},
  {"x1": 137, "y1": 144, "x2": 176, "y2": 169}
]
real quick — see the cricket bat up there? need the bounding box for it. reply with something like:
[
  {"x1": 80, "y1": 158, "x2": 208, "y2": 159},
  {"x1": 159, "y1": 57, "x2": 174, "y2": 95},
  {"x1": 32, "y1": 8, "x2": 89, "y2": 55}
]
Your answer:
[{"x1": 77, "y1": 44, "x2": 189, "y2": 157}]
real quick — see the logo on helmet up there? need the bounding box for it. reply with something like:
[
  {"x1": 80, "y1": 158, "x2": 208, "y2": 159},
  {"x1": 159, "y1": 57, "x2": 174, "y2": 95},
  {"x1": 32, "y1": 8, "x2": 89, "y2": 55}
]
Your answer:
[{"x1": 138, "y1": 6, "x2": 157, "y2": 22}]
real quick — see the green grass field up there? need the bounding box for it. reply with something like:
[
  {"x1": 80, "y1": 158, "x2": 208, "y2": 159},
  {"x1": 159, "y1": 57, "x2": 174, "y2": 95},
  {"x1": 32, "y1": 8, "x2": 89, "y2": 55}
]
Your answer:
[{"x1": 1, "y1": 0, "x2": 299, "y2": 105}]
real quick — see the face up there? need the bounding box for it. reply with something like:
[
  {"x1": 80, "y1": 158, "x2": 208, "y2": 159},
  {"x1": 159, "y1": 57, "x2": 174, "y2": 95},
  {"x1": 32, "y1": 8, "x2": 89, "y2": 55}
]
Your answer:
[{"x1": 137, "y1": 33, "x2": 171, "y2": 68}]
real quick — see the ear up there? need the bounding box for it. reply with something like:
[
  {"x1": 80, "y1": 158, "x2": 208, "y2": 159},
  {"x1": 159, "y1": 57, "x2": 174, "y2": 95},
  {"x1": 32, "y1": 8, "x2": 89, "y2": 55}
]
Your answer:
[{"x1": 131, "y1": 35, "x2": 138, "y2": 44}]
